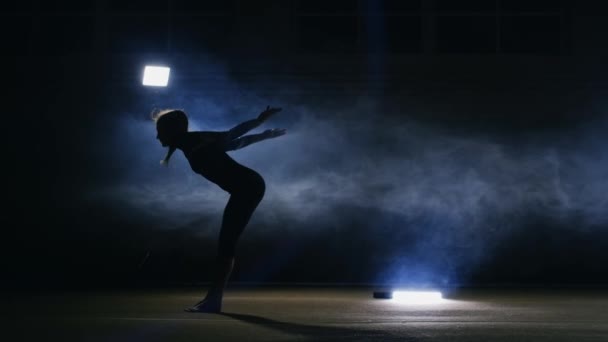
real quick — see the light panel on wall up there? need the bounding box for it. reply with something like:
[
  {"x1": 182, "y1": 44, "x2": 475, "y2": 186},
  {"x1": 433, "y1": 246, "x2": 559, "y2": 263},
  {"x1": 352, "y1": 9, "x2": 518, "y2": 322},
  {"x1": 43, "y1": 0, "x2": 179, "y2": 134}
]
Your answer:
[{"x1": 143, "y1": 66, "x2": 170, "y2": 87}]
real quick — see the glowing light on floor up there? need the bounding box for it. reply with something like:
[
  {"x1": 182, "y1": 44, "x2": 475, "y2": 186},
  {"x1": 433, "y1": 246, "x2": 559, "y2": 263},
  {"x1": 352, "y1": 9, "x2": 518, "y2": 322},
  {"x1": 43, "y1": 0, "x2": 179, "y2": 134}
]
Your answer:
[
  {"x1": 143, "y1": 66, "x2": 170, "y2": 87},
  {"x1": 392, "y1": 290, "x2": 444, "y2": 304}
]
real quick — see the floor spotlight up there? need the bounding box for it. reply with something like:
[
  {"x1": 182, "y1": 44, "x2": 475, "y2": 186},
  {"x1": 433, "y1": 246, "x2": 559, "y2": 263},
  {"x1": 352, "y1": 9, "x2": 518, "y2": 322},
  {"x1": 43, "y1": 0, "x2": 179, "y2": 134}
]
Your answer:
[{"x1": 374, "y1": 290, "x2": 444, "y2": 304}]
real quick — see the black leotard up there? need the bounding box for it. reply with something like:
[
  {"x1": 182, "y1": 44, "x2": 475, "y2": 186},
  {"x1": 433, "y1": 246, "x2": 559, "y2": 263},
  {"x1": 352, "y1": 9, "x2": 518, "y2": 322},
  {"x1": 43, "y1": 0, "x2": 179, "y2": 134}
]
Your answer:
[
  {"x1": 180, "y1": 131, "x2": 263, "y2": 193},
  {"x1": 178, "y1": 131, "x2": 266, "y2": 258}
]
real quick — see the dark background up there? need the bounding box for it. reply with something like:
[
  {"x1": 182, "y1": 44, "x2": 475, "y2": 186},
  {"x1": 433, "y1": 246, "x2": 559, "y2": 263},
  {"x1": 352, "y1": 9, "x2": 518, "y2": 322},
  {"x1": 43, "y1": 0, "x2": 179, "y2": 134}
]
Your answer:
[{"x1": 3, "y1": 0, "x2": 608, "y2": 289}]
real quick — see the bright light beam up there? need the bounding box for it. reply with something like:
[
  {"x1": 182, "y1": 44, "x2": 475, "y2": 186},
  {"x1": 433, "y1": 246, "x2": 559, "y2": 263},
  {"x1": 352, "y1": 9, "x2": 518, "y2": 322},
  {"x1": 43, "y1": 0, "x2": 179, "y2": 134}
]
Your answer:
[
  {"x1": 143, "y1": 66, "x2": 170, "y2": 87},
  {"x1": 392, "y1": 290, "x2": 444, "y2": 304}
]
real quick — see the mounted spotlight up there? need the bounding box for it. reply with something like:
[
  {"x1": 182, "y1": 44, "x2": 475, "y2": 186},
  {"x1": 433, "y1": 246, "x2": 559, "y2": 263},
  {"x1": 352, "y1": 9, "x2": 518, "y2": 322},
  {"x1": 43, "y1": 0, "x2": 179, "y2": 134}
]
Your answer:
[{"x1": 143, "y1": 65, "x2": 170, "y2": 87}]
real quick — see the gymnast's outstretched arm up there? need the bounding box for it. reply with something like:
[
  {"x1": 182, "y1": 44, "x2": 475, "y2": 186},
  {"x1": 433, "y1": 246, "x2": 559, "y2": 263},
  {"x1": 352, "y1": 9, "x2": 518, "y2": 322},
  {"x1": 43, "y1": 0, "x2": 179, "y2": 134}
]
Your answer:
[
  {"x1": 225, "y1": 106, "x2": 282, "y2": 141},
  {"x1": 225, "y1": 129, "x2": 287, "y2": 151}
]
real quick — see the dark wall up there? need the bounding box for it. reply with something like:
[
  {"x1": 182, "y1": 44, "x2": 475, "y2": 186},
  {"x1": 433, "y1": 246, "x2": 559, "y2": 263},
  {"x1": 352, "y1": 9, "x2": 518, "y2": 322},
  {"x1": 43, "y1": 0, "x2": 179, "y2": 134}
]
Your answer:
[{"x1": 3, "y1": 1, "x2": 608, "y2": 289}]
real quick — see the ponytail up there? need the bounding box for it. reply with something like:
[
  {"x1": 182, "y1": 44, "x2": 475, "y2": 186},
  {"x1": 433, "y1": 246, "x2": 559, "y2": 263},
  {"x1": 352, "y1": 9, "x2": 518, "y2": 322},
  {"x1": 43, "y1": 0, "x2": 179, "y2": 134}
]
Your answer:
[{"x1": 160, "y1": 146, "x2": 176, "y2": 166}]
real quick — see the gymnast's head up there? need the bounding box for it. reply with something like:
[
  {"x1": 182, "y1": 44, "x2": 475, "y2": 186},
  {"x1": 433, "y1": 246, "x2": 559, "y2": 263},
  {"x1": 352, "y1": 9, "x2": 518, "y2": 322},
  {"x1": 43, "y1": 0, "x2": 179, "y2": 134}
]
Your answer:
[{"x1": 152, "y1": 109, "x2": 189, "y2": 147}]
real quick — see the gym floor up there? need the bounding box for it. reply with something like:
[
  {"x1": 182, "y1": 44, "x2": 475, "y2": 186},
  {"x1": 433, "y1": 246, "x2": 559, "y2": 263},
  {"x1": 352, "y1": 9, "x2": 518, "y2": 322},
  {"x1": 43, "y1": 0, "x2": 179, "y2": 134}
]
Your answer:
[{"x1": 5, "y1": 286, "x2": 607, "y2": 341}]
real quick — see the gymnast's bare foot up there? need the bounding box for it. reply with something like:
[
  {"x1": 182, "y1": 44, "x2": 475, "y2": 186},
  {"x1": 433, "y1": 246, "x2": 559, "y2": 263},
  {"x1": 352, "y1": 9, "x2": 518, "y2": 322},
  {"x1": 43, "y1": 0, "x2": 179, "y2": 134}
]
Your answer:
[{"x1": 184, "y1": 296, "x2": 222, "y2": 313}]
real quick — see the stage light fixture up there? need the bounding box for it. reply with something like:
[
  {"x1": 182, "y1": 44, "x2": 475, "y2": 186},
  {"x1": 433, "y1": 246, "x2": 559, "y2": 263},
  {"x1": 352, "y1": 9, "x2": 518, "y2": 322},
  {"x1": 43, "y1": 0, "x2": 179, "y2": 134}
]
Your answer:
[
  {"x1": 373, "y1": 290, "x2": 444, "y2": 304},
  {"x1": 143, "y1": 66, "x2": 170, "y2": 87},
  {"x1": 392, "y1": 290, "x2": 443, "y2": 304}
]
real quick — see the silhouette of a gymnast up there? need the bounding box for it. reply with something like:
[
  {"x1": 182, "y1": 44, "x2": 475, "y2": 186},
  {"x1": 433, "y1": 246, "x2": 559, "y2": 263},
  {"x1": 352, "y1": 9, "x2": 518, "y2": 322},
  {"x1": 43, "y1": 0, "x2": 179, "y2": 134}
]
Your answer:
[{"x1": 153, "y1": 106, "x2": 285, "y2": 312}]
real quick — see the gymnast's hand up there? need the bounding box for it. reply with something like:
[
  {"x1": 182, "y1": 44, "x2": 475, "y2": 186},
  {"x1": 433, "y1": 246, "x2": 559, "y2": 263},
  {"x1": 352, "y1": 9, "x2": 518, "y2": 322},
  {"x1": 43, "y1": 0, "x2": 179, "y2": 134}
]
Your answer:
[
  {"x1": 258, "y1": 106, "x2": 282, "y2": 122},
  {"x1": 263, "y1": 128, "x2": 287, "y2": 138}
]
